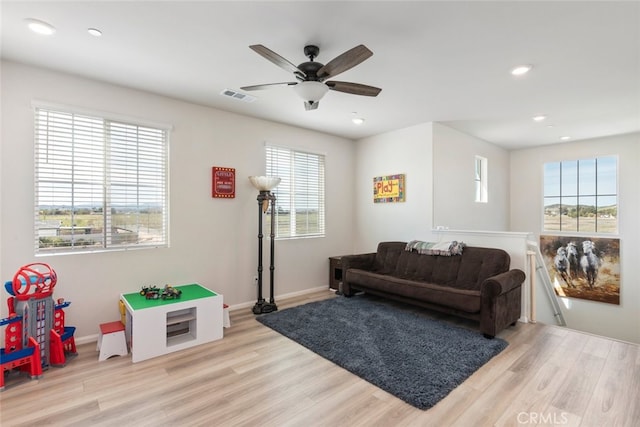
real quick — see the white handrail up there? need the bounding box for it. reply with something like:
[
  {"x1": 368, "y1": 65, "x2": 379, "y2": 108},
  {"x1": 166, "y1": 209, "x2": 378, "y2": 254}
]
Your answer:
[{"x1": 526, "y1": 240, "x2": 566, "y2": 326}]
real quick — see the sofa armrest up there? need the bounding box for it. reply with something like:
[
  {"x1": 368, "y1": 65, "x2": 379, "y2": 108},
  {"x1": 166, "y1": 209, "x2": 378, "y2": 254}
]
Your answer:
[
  {"x1": 340, "y1": 253, "x2": 376, "y2": 296},
  {"x1": 480, "y1": 269, "x2": 526, "y2": 338},
  {"x1": 481, "y1": 269, "x2": 526, "y2": 298},
  {"x1": 341, "y1": 253, "x2": 376, "y2": 272}
]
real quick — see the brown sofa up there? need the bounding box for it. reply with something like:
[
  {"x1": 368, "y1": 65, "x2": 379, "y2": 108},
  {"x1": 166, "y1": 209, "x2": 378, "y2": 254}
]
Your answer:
[{"x1": 341, "y1": 241, "x2": 525, "y2": 338}]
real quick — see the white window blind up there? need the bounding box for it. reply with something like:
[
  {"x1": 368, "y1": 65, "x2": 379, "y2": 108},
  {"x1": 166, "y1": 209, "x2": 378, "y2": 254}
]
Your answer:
[
  {"x1": 34, "y1": 107, "x2": 169, "y2": 254},
  {"x1": 266, "y1": 145, "x2": 325, "y2": 238}
]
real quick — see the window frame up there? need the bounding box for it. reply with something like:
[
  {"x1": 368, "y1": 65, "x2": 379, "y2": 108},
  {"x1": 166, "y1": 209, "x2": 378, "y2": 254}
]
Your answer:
[
  {"x1": 265, "y1": 144, "x2": 326, "y2": 240},
  {"x1": 474, "y1": 155, "x2": 488, "y2": 203},
  {"x1": 542, "y1": 156, "x2": 618, "y2": 234},
  {"x1": 33, "y1": 102, "x2": 170, "y2": 255}
]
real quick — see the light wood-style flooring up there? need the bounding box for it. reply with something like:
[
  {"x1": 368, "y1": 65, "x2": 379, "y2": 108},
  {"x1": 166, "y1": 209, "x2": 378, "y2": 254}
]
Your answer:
[{"x1": 1, "y1": 290, "x2": 638, "y2": 426}]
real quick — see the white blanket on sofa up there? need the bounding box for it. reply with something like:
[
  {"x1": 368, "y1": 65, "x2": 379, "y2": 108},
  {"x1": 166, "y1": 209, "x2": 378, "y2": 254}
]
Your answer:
[{"x1": 405, "y1": 240, "x2": 465, "y2": 256}]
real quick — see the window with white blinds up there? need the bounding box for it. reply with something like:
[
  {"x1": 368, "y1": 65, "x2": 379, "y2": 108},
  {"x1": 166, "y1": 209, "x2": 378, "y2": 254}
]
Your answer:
[
  {"x1": 34, "y1": 107, "x2": 169, "y2": 254},
  {"x1": 266, "y1": 145, "x2": 325, "y2": 239}
]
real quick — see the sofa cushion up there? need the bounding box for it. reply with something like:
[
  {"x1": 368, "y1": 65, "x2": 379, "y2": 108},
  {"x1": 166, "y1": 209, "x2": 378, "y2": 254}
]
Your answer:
[
  {"x1": 346, "y1": 269, "x2": 481, "y2": 313},
  {"x1": 393, "y1": 245, "x2": 511, "y2": 291},
  {"x1": 395, "y1": 250, "x2": 435, "y2": 281},
  {"x1": 373, "y1": 242, "x2": 407, "y2": 274},
  {"x1": 394, "y1": 248, "x2": 464, "y2": 286},
  {"x1": 455, "y1": 247, "x2": 511, "y2": 290}
]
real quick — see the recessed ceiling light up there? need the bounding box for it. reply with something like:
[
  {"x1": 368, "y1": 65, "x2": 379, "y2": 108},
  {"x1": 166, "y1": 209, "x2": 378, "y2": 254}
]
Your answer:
[
  {"x1": 511, "y1": 64, "x2": 532, "y2": 76},
  {"x1": 560, "y1": 136, "x2": 571, "y2": 141},
  {"x1": 25, "y1": 18, "x2": 56, "y2": 36},
  {"x1": 351, "y1": 112, "x2": 365, "y2": 125},
  {"x1": 532, "y1": 115, "x2": 546, "y2": 122},
  {"x1": 88, "y1": 28, "x2": 102, "y2": 37}
]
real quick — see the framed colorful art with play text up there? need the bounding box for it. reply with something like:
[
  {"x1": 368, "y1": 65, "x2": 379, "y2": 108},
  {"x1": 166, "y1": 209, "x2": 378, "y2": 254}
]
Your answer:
[{"x1": 373, "y1": 174, "x2": 405, "y2": 203}]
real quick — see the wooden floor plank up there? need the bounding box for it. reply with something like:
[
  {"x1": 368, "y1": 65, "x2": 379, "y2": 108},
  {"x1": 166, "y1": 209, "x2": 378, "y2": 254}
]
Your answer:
[
  {"x1": 1, "y1": 289, "x2": 637, "y2": 427},
  {"x1": 550, "y1": 352, "x2": 607, "y2": 417},
  {"x1": 581, "y1": 341, "x2": 640, "y2": 427}
]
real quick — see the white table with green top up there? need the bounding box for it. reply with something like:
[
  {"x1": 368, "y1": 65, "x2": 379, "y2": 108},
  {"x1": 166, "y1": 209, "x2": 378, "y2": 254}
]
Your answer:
[{"x1": 120, "y1": 283, "x2": 223, "y2": 363}]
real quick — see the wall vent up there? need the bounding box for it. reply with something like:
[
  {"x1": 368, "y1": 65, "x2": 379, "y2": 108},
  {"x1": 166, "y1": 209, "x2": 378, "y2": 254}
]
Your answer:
[{"x1": 220, "y1": 89, "x2": 256, "y2": 103}]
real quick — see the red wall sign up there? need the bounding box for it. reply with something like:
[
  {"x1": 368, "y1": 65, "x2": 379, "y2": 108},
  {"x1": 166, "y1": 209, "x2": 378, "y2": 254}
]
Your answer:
[{"x1": 212, "y1": 167, "x2": 235, "y2": 198}]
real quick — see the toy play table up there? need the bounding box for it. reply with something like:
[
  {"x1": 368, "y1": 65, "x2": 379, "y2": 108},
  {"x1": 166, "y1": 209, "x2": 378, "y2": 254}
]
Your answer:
[{"x1": 120, "y1": 284, "x2": 223, "y2": 363}]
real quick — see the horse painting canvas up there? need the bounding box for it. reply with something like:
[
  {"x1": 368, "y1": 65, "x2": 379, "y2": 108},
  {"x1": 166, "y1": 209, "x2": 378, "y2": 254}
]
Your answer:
[{"x1": 540, "y1": 235, "x2": 620, "y2": 305}]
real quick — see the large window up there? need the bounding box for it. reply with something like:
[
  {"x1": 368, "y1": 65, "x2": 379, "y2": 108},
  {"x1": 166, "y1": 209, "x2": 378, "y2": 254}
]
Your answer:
[
  {"x1": 34, "y1": 106, "x2": 169, "y2": 254},
  {"x1": 543, "y1": 156, "x2": 617, "y2": 233},
  {"x1": 265, "y1": 145, "x2": 325, "y2": 239}
]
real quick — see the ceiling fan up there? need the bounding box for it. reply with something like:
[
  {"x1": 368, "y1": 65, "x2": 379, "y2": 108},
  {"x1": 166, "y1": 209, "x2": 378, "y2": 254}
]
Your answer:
[{"x1": 241, "y1": 44, "x2": 381, "y2": 110}]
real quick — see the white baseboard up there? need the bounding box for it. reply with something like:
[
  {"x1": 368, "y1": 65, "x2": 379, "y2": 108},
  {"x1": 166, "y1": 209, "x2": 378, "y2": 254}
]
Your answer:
[
  {"x1": 77, "y1": 334, "x2": 99, "y2": 345},
  {"x1": 227, "y1": 285, "x2": 330, "y2": 311}
]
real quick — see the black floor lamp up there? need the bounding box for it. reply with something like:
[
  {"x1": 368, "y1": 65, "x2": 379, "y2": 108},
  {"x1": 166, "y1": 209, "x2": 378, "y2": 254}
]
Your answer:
[{"x1": 249, "y1": 176, "x2": 281, "y2": 314}]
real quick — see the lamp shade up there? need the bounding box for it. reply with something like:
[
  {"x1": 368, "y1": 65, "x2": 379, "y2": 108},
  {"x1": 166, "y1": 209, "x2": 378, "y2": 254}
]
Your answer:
[
  {"x1": 249, "y1": 176, "x2": 281, "y2": 191},
  {"x1": 293, "y1": 81, "x2": 329, "y2": 102}
]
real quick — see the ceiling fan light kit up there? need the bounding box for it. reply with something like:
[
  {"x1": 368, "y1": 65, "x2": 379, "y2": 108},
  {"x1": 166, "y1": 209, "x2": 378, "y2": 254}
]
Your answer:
[
  {"x1": 241, "y1": 44, "x2": 381, "y2": 110},
  {"x1": 293, "y1": 81, "x2": 329, "y2": 102}
]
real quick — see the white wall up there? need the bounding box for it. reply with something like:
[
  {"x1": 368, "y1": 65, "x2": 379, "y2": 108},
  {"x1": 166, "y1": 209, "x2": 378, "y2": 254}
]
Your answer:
[
  {"x1": 510, "y1": 133, "x2": 640, "y2": 343},
  {"x1": 432, "y1": 122, "x2": 510, "y2": 231},
  {"x1": 4, "y1": 61, "x2": 636, "y2": 345},
  {"x1": 353, "y1": 123, "x2": 529, "y2": 320},
  {"x1": 354, "y1": 120, "x2": 639, "y2": 343},
  {"x1": 0, "y1": 61, "x2": 356, "y2": 340},
  {"x1": 353, "y1": 121, "x2": 512, "y2": 249},
  {"x1": 353, "y1": 123, "x2": 435, "y2": 252}
]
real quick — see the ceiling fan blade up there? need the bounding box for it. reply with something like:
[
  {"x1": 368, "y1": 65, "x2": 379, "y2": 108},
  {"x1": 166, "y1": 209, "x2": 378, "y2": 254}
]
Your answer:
[
  {"x1": 241, "y1": 82, "x2": 297, "y2": 91},
  {"x1": 249, "y1": 45, "x2": 306, "y2": 77},
  {"x1": 326, "y1": 81, "x2": 381, "y2": 97},
  {"x1": 317, "y1": 45, "x2": 373, "y2": 79},
  {"x1": 304, "y1": 101, "x2": 319, "y2": 111}
]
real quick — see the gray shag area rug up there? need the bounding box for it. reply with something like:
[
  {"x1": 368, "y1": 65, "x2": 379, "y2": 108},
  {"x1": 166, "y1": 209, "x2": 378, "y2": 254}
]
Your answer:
[{"x1": 257, "y1": 295, "x2": 508, "y2": 410}]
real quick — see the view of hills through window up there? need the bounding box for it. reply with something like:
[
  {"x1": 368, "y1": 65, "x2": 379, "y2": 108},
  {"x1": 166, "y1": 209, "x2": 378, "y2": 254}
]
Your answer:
[{"x1": 543, "y1": 156, "x2": 617, "y2": 234}]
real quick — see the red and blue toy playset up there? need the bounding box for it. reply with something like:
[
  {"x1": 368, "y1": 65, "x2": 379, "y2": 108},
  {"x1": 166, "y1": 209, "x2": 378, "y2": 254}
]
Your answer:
[{"x1": 1, "y1": 263, "x2": 77, "y2": 390}]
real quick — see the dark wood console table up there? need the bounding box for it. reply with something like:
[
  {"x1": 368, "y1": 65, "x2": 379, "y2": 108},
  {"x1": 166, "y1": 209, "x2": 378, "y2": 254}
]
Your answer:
[{"x1": 329, "y1": 256, "x2": 344, "y2": 292}]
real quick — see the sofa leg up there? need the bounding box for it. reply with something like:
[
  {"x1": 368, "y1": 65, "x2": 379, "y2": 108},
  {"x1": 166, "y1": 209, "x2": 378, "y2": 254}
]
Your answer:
[
  {"x1": 510, "y1": 321, "x2": 517, "y2": 327},
  {"x1": 483, "y1": 333, "x2": 495, "y2": 339}
]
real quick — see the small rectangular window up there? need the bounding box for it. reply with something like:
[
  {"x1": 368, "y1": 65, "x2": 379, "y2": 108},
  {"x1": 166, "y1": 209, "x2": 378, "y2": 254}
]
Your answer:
[
  {"x1": 543, "y1": 156, "x2": 617, "y2": 233},
  {"x1": 265, "y1": 145, "x2": 325, "y2": 239},
  {"x1": 474, "y1": 155, "x2": 488, "y2": 203},
  {"x1": 34, "y1": 106, "x2": 169, "y2": 254}
]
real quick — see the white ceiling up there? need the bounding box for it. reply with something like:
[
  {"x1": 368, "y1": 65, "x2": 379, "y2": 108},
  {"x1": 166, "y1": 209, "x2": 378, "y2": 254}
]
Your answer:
[{"x1": 2, "y1": 1, "x2": 639, "y2": 150}]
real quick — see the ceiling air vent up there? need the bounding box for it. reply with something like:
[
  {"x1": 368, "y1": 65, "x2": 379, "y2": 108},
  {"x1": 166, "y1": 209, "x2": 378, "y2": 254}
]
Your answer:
[{"x1": 221, "y1": 89, "x2": 256, "y2": 103}]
